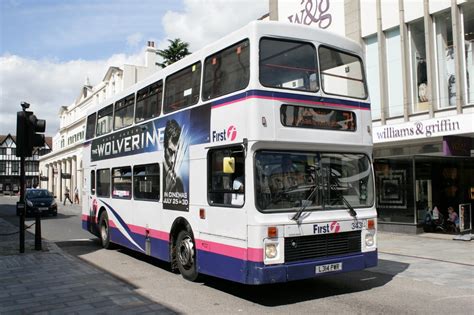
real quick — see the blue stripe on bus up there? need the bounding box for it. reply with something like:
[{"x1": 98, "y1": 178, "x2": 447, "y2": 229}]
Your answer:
[
  {"x1": 96, "y1": 221, "x2": 377, "y2": 284},
  {"x1": 211, "y1": 89, "x2": 371, "y2": 110},
  {"x1": 199, "y1": 249, "x2": 377, "y2": 284},
  {"x1": 101, "y1": 200, "x2": 145, "y2": 252}
]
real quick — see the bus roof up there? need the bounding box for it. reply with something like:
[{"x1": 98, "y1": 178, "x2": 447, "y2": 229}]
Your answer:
[{"x1": 86, "y1": 21, "x2": 365, "y2": 116}]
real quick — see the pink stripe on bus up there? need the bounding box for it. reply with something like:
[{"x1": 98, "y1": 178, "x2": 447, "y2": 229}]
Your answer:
[
  {"x1": 81, "y1": 217, "x2": 263, "y2": 262},
  {"x1": 212, "y1": 94, "x2": 365, "y2": 110},
  {"x1": 196, "y1": 239, "x2": 263, "y2": 262},
  {"x1": 128, "y1": 224, "x2": 169, "y2": 241}
]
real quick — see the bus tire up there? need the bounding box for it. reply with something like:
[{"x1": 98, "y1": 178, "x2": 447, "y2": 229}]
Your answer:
[
  {"x1": 99, "y1": 211, "x2": 113, "y2": 249},
  {"x1": 176, "y1": 229, "x2": 199, "y2": 281}
]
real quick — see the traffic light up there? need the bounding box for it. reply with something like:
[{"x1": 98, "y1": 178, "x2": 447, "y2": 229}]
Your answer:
[
  {"x1": 16, "y1": 111, "x2": 29, "y2": 157},
  {"x1": 16, "y1": 105, "x2": 46, "y2": 158}
]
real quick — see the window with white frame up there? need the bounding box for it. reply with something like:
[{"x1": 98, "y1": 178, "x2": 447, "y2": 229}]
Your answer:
[
  {"x1": 462, "y1": 4, "x2": 474, "y2": 104},
  {"x1": 365, "y1": 35, "x2": 381, "y2": 120},
  {"x1": 434, "y1": 10, "x2": 454, "y2": 108},
  {"x1": 385, "y1": 27, "x2": 404, "y2": 117},
  {"x1": 409, "y1": 19, "x2": 429, "y2": 113}
]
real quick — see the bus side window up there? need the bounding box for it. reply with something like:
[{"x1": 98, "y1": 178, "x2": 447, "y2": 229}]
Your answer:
[
  {"x1": 208, "y1": 146, "x2": 245, "y2": 207},
  {"x1": 96, "y1": 169, "x2": 110, "y2": 198},
  {"x1": 133, "y1": 163, "x2": 160, "y2": 201},
  {"x1": 90, "y1": 170, "x2": 95, "y2": 195},
  {"x1": 112, "y1": 166, "x2": 132, "y2": 199}
]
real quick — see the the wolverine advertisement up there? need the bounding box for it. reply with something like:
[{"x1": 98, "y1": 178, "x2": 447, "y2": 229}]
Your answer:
[{"x1": 90, "y1": 105, "x2": 211, "y2": 211}]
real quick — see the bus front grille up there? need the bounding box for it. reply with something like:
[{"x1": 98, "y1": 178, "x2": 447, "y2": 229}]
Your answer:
[{"x1": 284, "y1": 231, "x2": 361, "y2": 263}]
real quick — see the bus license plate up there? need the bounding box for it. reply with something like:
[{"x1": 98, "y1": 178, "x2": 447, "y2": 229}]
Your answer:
[{"x1": 315, "y1": 262, "x2": 342, "y2": 274}]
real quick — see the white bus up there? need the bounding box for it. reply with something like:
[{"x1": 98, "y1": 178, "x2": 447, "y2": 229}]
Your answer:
[{"x1": 82, "y1": 21, "x2": 377, "y2": 285}]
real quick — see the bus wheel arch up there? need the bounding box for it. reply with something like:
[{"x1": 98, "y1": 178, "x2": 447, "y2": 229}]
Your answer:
[{"x1": 169, "y1": 217, "x2": 199, "y2": 281}]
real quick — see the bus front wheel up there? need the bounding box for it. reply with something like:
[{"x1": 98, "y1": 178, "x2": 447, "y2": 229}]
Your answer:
[
  {"x1": 176, "y1": 229, "x2": 198, "y2": 281},
  {"x1": 99, "y1": 211, "x2": 112, "y2": 249}
]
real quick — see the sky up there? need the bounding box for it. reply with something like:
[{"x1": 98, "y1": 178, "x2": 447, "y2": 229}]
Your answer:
[{"x1": 0, "y1": 0, "x2": 268, "y2": 135}]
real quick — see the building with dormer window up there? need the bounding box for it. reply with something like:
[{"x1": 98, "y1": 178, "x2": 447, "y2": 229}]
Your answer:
[
  {"x1": 39, "y1": 42, "x2": 159, "y2": 203},
  {"x1": 0, "y1": 134, "x2": 52, "y2": 195}
]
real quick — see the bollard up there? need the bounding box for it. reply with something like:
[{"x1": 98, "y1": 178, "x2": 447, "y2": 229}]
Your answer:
[{"x1": 35, "y1": 211, "x2": 42, "y2": 250}]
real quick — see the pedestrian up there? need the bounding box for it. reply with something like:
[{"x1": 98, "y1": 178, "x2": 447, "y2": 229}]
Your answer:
[
  {"x1": 74, "y1": 187, "x2": 80, "y2": 204},
  {"x1": 64, "y1": 187, "x2": 73, "y2": 205}
]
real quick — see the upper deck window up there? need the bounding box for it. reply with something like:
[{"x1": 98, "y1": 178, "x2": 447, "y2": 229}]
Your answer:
[
  {"x1": 96, "y1": 104, "x2": 113, "y2": 137},
  {"x1": 319, "y1": 46, "x2": 367, "y2": 99},
  {"x1": 164, "y1": 62, "x2": 201, "y2": 114},
  {"x1": 135, "y1": 80, "x2": 162, "y2": 123},
  {"x1": 259, "y1": 38, "x2": 318, "y2": 92},
  {"x1": 114, "y1": 93, "x2": 135, "y2": 130},
  {"x1": 203, "y1": 40, "x2": 250, "y2": 100},
  {"x1": 85, "y1": 113, "x2": 96, "y2": 140}
]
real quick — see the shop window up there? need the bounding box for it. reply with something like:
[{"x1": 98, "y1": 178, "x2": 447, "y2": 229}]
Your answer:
[
  {"x1": 409, "y1": 19, "x2": 429, "y2": 113},
  {"x1": 135, "y1": 80, "x2": 162, "y2": 123},
  {"x1": 434, "y1": 10, "x2": 455, "y2": 108},
  {"x1": 365, "y1": 35, "x2": 381, "y2": 120},
  {"x1": 97, "y1": 168, "x2": 110, "y2": 197},
  {"x1": 112, "y1": 167, "x2": 132, "y2": 199},
  {"x1": 385, "y1": 27, "x2": 404, "y2": 116},
  {"x1": 114, "y1": 94, "x2": 135, "y2": 130},
  {"x1": 374, "y1": 159, "x2": 415, "y2": 224},
  {"x1": 208, "y1": 146, "x2": 245, "y2": 207},
  {"x1": 133, "y1": 163, "x2": 160, "y2": 201},
  {"x1": 203, "y1": 39, "x2": 250, "y2": 100},
  {"x1": 164, "y1": 62, "x2": 201, "y2": 114},
  {"x1": 462, "y1": 4, "x2": 474, "y2": 104}
]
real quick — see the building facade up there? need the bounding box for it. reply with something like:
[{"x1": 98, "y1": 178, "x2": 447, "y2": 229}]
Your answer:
[
  {"x1": 0, "y1": 134, "x2": 52, "y2": 195},
  {"x1": 271, "y1": 0, "x2": 474, "y2": 233},
  {"x1": 39, "y1": 42, "x2": 160, "y2": 203}
]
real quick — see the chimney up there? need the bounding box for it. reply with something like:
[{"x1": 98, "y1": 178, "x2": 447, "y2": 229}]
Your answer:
[{"x1": 145, "y1": 40, "x2": 158, "y2": 68}]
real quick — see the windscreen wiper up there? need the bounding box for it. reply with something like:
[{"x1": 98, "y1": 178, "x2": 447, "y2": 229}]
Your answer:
[
  {"x1": 291, "y1": 185, "x2": 318, "y2": 223},
  {"x1": 341, "y1": 195, "x2": 357, "y2": 218}
]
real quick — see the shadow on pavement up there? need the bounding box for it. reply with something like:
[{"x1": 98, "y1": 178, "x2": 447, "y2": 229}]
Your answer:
[
  {"x1": 71, "y1": 241, "x2": 409, "y2": 307},
  {"x1": 199, "y1": 259, "x2": 408, "y2": 306}
]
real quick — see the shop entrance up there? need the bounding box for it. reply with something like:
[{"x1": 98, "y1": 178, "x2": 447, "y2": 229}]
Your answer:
[{"x1": 374, "y1": 155, "x2": 474, "y2": 233}]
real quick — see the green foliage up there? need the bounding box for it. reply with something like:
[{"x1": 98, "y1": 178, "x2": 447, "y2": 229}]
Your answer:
[{"x1": 156, "y1": 38, "x2": 191, "y2": 68}]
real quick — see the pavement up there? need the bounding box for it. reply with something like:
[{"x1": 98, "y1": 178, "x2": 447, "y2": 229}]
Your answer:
[{"x1": 0, "y1": 199, "x2": 473, "y2": 314}]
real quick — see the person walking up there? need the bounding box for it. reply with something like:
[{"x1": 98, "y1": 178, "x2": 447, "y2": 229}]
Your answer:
[
  {"x1": 74, "y1": 187, "x2": 80, "y2": 204},
  {"x1": 64, "y1": 187, "x2": 73, "y2": 205}
]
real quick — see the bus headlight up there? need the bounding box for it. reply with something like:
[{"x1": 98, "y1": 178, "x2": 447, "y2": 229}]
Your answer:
[
  {"x1": 365, "y1": 232, "x2": 375, "y2": 247},
  {"x1": 265, "y1": 243, "x2": 278, "y2": 259}
]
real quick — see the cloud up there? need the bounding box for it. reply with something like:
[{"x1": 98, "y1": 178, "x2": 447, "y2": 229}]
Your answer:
[
  {"x1": 0, "y1": 0, "x2": 269, "y2": 138},
  {"x1": 127, "y1": 32, "x2": 144, "y2": 47},
  {"x1": 162, "y1": 0, "x2": 268, "y2": 51},
  {"x1": 0, "y1": 51, "x2": 146, "y2": 135}
]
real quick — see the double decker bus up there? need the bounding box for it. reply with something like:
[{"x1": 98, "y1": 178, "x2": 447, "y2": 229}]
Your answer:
[{"x1": 82, "y1": 21, "x2": 377, "y2": 285}]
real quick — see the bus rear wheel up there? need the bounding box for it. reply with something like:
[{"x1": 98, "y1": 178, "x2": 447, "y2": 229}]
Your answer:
[
  {"x1": 99, "y1": 211, "x2": 112, "y2": 249},
  {"x1": 176, "y1": 229, "x2": 198, "y2": 281}
]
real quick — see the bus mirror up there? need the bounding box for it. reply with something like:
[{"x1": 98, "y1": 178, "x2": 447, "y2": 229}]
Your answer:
[{"x1": 223, "y1": 157, "x2": 235, "y2": 174}]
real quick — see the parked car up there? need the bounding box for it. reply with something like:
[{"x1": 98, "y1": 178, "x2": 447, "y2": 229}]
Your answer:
[{"x1": 17, "y1": 189, "x2": 57, "y2": 217}]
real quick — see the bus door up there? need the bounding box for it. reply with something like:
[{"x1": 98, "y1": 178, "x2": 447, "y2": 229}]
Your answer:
[
  {"x1": 87, "y1": 167, "x2": 98, "y2": 232},
  {"x1": 205, "y1": 145, "x2": 248, "y2": 241}
]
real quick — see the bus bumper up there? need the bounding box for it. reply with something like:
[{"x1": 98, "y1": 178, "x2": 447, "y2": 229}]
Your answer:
[{"x1": 247, "y1": 250, "x2": 377, "y2": 285}]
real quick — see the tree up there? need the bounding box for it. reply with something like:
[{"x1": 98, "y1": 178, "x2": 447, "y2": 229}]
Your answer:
[{"x1": 156, "y1": 38, "x2": 191, "y2": 68}]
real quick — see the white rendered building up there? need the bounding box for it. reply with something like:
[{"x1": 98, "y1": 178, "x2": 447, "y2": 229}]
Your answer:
[{"x1": 39, "y1": 42, "x2": 160, "y2": 203}]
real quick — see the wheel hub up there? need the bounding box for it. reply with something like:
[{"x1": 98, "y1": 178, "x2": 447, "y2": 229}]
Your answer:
[{"x1": 177, "y1": 236, "x2": 194, "y2": 269}]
